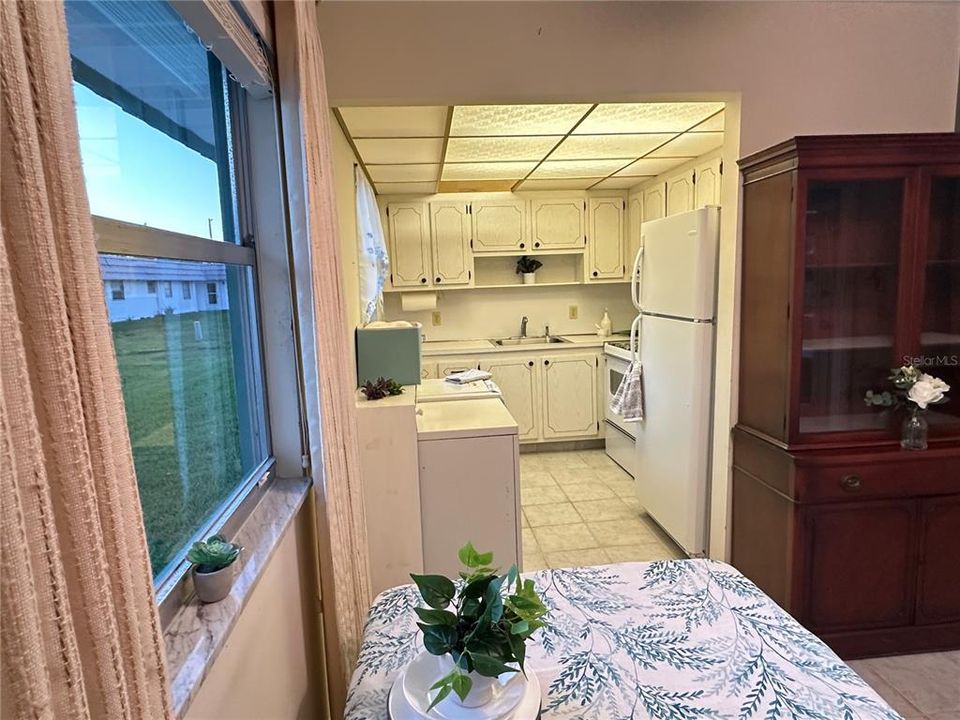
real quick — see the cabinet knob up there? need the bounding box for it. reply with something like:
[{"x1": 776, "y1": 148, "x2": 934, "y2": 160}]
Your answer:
[
  {"x1": 592, "y1": 271, "x2": 599, "y2": 277},
  {"x1": 544, "y1": 360, "x2": 550, "y2": 366},
  {"x1": 519, "y1": 243, "x2": 526, "y2": 249},
  {"x1": 840, "y1": 474, "x2": 862, "y2": 492},
  {"x1": 420, "y1": 277, "x2": 427, "y2": 284},
  {"x1": 527, "y1": 361, "x2": 534, "y2": 367},
  {"x1": 435, "y1": 277, "x2": 441, "y2": 283},
  {"x1": 534, "y1": 242, "x2": 541, "y2": 248}
]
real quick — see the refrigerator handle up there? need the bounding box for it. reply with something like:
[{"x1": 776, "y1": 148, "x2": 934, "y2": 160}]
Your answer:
[
  {"x1": 631, "y1": 243, "x2": 644, "y2": 311},
  {"x1": 629, "y1": 314, "x2": 642, "y2": 365}
]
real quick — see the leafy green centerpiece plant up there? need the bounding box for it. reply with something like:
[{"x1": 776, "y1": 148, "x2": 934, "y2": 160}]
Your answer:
[
  {"x1": 188, "y1": 534, "x2": 242, "y2": 603},
  {"x1": 410, "y1": 542, "x2": 548, "y2": 711}
]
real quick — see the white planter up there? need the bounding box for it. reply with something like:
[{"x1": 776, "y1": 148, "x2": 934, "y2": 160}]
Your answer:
[
  {"x1": 438, "y1": 655, "x2": 500, "y2": 708},
  {"x1": 192, "y1": 561, "x2": 238, "y2": 603},
  {"x1": 522, "y1": 273, "x2": 536, "y2": 285}
]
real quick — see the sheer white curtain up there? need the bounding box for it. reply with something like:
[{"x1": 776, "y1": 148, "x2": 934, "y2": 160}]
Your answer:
[{"x1": 355, "y1": 167, "x2": 389, "y2": 324}]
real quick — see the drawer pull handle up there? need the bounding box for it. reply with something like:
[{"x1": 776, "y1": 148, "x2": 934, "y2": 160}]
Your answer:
[{"x1": 840, "y1": 474, "x2": 862, "y2": 492}]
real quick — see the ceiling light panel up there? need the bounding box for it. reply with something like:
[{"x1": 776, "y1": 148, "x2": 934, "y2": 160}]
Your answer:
[
  {"x1": 339, "y1": 106, "x2": 448, "y2": 137},
  {"x1": 449, "y1": 104, "x2": 591, "y2": 137},
  {"x1": 355, "y1": 138, "x2": 444, "y2": 164},
  {"x1": 574, "y1": 102, "x2": 725, "y2": 134},
  {"x1": 647, "y1": 131, "x2": 724, "y2": 158},
  {"x1": 367, "y1": 164, "x2": 439, "y2": 183},
  {"x1": 442, "y1": 161, "x2": 538, "y2": 180},
  {"x1": 550, "y1": 133, "x2": 675, "y2": 160},
  {"x1": 614, "y1": 157, "x2": 693, "y2": 177},
  {"x1": 518, "y1": 178, "x2": 604, "y2": 191},
  {"x1": 591, "y1": 176, "x2": 649, "y2": 190},
  {"x1": 530, "y1": 159, "x2": 629, "y2": 179},
  {"x1": 375, "y1": 182, "x2": 437, "y2": 195},
  {"x1": 445, "y1": 136, "x2": 557, "y2": 163},
  {"x1": 692, "y1": 111, "x2": 724, "y2": 132}
]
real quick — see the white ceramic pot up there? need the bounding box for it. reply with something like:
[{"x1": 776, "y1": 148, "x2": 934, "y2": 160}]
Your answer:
[
  {"x1": 438, "y1": 655, "x2": 501, "y2": 708},
  {"x1": 522, "y1": 273, "x2": 536, "y2": 285},
  {"x1": 192, "y1": 562, "x2": 237, "y2": 603}
]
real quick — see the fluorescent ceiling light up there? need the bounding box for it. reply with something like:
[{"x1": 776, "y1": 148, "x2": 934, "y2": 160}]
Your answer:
[
  {"x1": 647, "y1": 132, "x2": 723, "y2": 158},
  {"x1": 445, "y1": 136, "x2": 557, "y2": 163},
  {"x1": 575, "y1": 102, "x2": 725, "y2": 134},
  {"x1": 339, "y1": 106, "x2": 448, "y2": 138},
  {"x1": 450, "y1": 104, "x2": 591, "y2": 137},
  {"x1": 530, "y1": 159, "x2": 628, "y2": 179},
  {"x1": 518, "y1": 178, "x2": 603, "y2": 191},
  {"x1": 551, "y1": 133, "x2": 675, "y2": 160},
  {"x1": 614, "y1": 157, "x2": 691, "y2": 177},
  {"x1": 442, "y1": 161, "x2": 538, "y2": 180}
]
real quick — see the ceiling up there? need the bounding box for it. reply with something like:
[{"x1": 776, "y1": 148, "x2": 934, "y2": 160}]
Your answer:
[{"x1": 335, "y1": 102, "x2": 725, "y2": 194}]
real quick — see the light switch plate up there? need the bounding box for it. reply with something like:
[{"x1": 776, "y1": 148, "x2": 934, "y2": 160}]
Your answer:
[
  {"x1": 568, "y1": 305, "x2": 578, "y2": 320},
  {"x1": 432, "y1": 311, "x2": 442, "y2": 326}
]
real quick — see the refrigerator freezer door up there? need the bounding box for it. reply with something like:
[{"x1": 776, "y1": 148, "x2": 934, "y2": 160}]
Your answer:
[
  {"x1": 638, "y1": 207, "x2": 719, "y2": 321},
  {"x1": 633, "y1": 314, "x2": 714, "y2": 556}
]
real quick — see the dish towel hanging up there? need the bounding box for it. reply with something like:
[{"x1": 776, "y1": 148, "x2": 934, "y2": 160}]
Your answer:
[
  {"x1": 356, "y1": 166, "x2": 389, "y2": 323},
  {"x1": 610, "y1": 315, "x2": 645, "y2": 422}
]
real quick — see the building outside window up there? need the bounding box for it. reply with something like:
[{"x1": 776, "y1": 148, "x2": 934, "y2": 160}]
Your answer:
[{"x1": 67, "y1": 0, "x2": 270, "y2": 585}]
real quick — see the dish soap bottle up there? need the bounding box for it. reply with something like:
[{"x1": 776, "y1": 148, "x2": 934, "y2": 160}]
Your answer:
[{"x1": 596, "y1": 308, "x2": 612, "y2": 337}]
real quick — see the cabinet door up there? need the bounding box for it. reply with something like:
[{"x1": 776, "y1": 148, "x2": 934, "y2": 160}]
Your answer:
[
  {"x1": 626, "y1": 194, "x2": 643, "y2": 273},
  {"x1": 541, "y1": 353, "x2": 600, "y2": 439},
  {"x1": 802, "y1": 500, "x2": 917, "y2": 632},
  {"x1": 437, "y1": 357, "x2": 481, "y2": 377},
  {"x1": 387, "y1": 202, "x2": 431, "y2": 288},
  {"x1": 479, "y1": 356, "x2": 541, "y2": 441},
  {"x1": 420, "y1": 360, "x2": 439, "y2": 380},
  {"x1": 642, "y1": 183, "x2": 666, "y2": 222},
  {"x1": 588, "y1": 197, "x2": 625, "y2": 280},
  {"x1": 530, "y1": 198, "x2": 585, "y2": 250},
  {"x1": 429, "y1": 201, "x2": 473, "y2": 286},
  {"x1": 916, "y1": 496, "x2": 960, "y2": 624},
  {"x1": 694, "y1": 157, "x2": 722, "y2": 208},
  {"x1": 666, "y1": 170, "x2": 695, "y2": 216},
  {"x1": 471, "y1": 199, "x2": 527, "y2": 253}
]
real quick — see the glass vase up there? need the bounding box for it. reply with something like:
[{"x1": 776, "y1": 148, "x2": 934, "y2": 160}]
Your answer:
[{"x1": 900, "y1": 406, "x2": 928, "y2": 450}]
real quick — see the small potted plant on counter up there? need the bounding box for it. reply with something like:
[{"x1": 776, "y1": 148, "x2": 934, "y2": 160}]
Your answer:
[
  {"x1": 516, "y1": 256, "x2": 543, "y2": 285},
  {"x1": 361, "y1": 376, "x2": 404, "y2": 400},
  {"x1": 864, "y1": 365, "x2": 950, "y2": 450},
  {"x1": 188, "y1": 534, "x2": 242, "y2": 603},
  {"x1": 409, "y1": 542, "x2": 548, "y2": 712}
]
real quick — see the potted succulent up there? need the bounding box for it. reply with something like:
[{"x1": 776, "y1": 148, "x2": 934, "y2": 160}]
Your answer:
[
  {"x1": 864, "y1": 365, "x2": 950, "y2": 450},
  {"x1": 188, "y1": 534, "x2": 242, "y2": 603},
  {"x1": 360, "y1": 376, "x2": 404, "y2": 400},
  {"x1": 410, "y1": 542, "x2": 548, "y2": 712},
  {"x1": 515, "y1": 256, "x2": 543, "y2": 285}
]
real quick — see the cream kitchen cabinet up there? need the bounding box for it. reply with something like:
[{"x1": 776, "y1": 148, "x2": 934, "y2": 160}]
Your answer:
[
  {"x1": 420, "y1": 360, "x2": 438, "y2": 380},
  {"x1": 471, "y1": 199, "x2": 527, "y2": 253},
  {"x1": 694, "y1": 157, "x2": 722, "y2": 208},
  {"x1": 666, "y1": 169, "x2": 696, "y2": 216},
  {"x1": 530, "y1": 198, "x2": 585, "y2": 250},
  {"x1": 540, "y1": 352, "x2": 600, "y2": 440},
  {"x1": 437, "y1": 357, "x2": 481, "y2": 377},
  {"x1": 429, "y1": 201, "x2": 473, "y2": 286},
  {"x1": 626, "y1": 193, "x2": 642, "y2": 273},
  {"x1": 479, "y1": 356, "x2": 541, "y2": 442},
  {"x1": 587, "y1": 197, "x2": 625, "y2": 280},
  {"x1": 387, "y1": 202, "x2": 431, "y2": 287},
  {"x1": 642, "y1": 183, "x2": 666, "y2": 222}
]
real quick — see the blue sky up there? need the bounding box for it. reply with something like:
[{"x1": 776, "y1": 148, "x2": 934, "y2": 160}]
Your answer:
[{"x1": 73, "y1": 81, "x2": 226, "y2": 242}]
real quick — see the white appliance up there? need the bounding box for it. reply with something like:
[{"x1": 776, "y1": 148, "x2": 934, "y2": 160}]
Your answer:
[
  {"x1": 603, "y1": 341, "x2": 635, "y2": 476},
  {"x1": 629, "y1": 207, "x2": 720, "y2": 557},
  {"x1": 416, "y1": 378, "x2": 502, "y2": 403}
]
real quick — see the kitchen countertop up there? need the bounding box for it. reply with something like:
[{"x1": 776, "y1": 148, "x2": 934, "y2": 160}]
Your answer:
[
  {"x1": 416, "y1": 398, "x2": 518, "y2": 440},
  {"x1": 421, "y1": 332, "x2": 629, "y2": 357}
]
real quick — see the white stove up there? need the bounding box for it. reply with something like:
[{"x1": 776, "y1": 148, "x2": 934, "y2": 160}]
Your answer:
[
  {"x1": 602, "y1": 340, "x2": 636, "y2": 476},
  {"x1": 603, "y1": 339, "x2": 633, "y2": 362}
]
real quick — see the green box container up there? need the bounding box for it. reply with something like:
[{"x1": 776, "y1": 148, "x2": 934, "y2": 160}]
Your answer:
[{"x1": 355, "y1": 325, "x2": 422, "y2": 387}]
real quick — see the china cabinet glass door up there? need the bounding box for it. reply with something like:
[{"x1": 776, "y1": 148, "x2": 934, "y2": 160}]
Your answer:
[
  {"x1": 798, "y1": 177, "x2": 905, "y2": 434},
  {"x1": 920, "y1": 174, "x2": 960, "y2": 430}
]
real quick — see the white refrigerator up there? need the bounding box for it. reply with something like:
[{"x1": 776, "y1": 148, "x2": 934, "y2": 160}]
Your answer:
[{"x1": 630, "y1": 207, "x2": 720, "y2": 557}]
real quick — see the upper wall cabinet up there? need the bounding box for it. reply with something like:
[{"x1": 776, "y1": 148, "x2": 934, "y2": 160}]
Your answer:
[
  {"x1": 642, "y1": 183, "x2": 666, "y2": 223},
  {"x1": 429, "y1": 201, "x2": 473, "y2": 286},
  {"x1": 695, "y1": 157, "x2": 722, "y2": 208},
  {"x1": 666, "y1": 169, "x2": 696, "y2": 215},
  {"x1": 587, "y1": 198, "x2": 625, "y2": 280},
  {"x1": 530, "y1": 198, "x2": 586, "y2": 250},
  {"x1": 387, "y1": 202, "x2": 431, "y2": 287},
  {"x1": 472, "y1": 199, "x2": 527, "y2": 253}
]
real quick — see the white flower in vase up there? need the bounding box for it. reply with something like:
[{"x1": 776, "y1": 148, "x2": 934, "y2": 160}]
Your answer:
[{"x1": 907, "y1": 374, "x2": 950, "y2": 410}]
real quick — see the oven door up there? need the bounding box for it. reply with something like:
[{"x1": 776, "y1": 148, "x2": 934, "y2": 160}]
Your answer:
[{"x1": 604, "y1": 354, "x2": 635, "y2": 439}]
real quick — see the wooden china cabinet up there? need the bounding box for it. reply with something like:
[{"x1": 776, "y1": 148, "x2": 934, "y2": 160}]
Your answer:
[{"x1": 732, "y1": 134, "x2": 960, "y2": 658}]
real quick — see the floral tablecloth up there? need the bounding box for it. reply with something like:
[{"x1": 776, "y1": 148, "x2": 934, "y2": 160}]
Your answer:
[{"x1": 345, "y1": 560, "x2": 900, "y2": 720}]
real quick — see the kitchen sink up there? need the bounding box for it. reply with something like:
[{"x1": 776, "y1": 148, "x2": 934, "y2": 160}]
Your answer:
[{"x1": 494, "y1": 336, "x2": 569, "y2": 346}]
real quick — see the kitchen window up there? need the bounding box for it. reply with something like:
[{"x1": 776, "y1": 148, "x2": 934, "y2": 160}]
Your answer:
[{"x1": 67, "y1": 0, "x2": 271, "y2": 586}]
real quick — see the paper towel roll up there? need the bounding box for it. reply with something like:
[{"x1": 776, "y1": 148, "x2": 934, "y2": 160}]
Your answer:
[{"x1": 401, "y1": 292, "x2": 438, "y2": 312}]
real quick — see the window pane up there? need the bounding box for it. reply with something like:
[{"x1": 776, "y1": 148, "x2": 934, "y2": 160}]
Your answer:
[
  {"x1": 66, "y1": 0, "x2": 236, "y2": 242},
  {"x1": 101, "y1": 255, "x2": 267, "y2": 576}
]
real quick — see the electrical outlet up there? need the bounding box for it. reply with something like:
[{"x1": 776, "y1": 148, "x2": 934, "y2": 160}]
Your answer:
[
  {"x1": 568, "y1": 305, "x2": 578, "y2": 320},
  {"x1": 432, "y1": 311, "x2": 442, "y2": 326}
]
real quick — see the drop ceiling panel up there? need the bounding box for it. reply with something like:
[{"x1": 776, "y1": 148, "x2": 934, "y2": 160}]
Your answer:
[
  {"x1": 367, "y1": 164, "x2": 440, "y2": 183},
  {"x1": 574, "y1": 102, "x2": 725, "y2": 134},
  {"x1": 518, "y1": 178, "x2": 604, "y2": 191},
  {"x1": 647, "y1": 132, "x2": 724, "y2": 158},
  {"x1": 614, "y1": 157, "x2": 692, "y2": 177},
  {"x1": 530, "y1": 159, "x2": 629, "y2": 179},
  {"x1": 354, "y1": 138, "x2": 444, "y2": 164},
  {"x1": 445, "y1": 136, "x2": 557, "y2": 162},
  {"x1": 591, "y1": 176, "x2": 649, "y2": 190},
  {"x1": 339, "y1": 106, "x2": 447, "y2": 138},
  {"x1": 375, "y1": 182, "x2": 437, "y2": 195},
  {"x1": 692, "y1": 111, "x2": 724, "y2": 132},
  {"x1": 449, "y1": 104, "x2": 591, "y2": 137},
  {"x1": 442, "y1": 161, "x2": 538, "y2": 180},
  {"x1": 550, "y1": 133, "x2": 675, "y2": 160}
]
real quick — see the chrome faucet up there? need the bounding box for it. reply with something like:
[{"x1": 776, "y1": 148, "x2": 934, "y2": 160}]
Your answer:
[{"x1": 520, "y1": 316, "x2": 529, "y2": 338}]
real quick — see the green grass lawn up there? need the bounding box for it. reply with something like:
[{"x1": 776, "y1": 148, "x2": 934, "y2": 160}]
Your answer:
[{"x1": 111, "y1": 311, "x2": 244, "y2": 575}]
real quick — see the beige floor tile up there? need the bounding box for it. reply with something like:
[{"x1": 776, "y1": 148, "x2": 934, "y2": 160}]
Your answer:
[
  {"x1": 524, "y1": 502, "x2": 582, "y2": 527},
  {"x1": 604, "y1": 478, "x2": 639, "y2": 499},
  {"x1": 519, "y1": 454, "x2": 546, "y2": 471},
  {"x1": 544, "y1": 548, "x2": 610, "y2": 569},
  {"x1": 594, "y1": 465, "x2": 632, "y2": 482},
  {"x1": 561, "y1": 482, "x2": 616, "y2": 502},
  {"x1": 848, "y1": 662, "x2": 924, "y2": 719},
  {"x1": 538, "y1": 451, "x2": 588, "y2": 467},
  {"x1": 549, "y1": 467, "x2": 601, "y2": 487},
  {"x1": 577, "y1": 450, "x2": 615, "y2": 468},
  {"x1": 603, "y1": 543, "x2": 681, "y2": 562},
  {"x1": 574, "y1": 498, "x2": 637, "y2": 522},
  {"x1": 522, "y1": 527, "x2": 539, "y2": 552},
  {"x1": 533, "y1": 523, "x2": 598, "y2": 552},
  {"x1": 522, "y1": 550, "x2": 548, "y2": 572},
  {"x1": 521, "y1": 485, "x2": 567, "y2": 506},
  {"x1": 522, "y1": 512, "x2": 530, "y2": 528},
  {"x1": 521, "y1": 470, "x2": 558, "y2": 489},
  {"x1": 587, "y1": 518, "x2": 662, "y2": 546},
  {"x1": 621, "y1": 495, "x2": 644, "y2": 512},
  {"x1": 863, "y1": 651, "x2": 960, "y2": 715}
]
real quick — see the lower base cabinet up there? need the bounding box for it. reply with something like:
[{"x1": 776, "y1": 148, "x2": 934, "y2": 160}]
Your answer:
[
  {"x1": 731, "y1": 427, "x2": 960, "y2": 658},
  {"x1": 479, "y1": 356, "x2": 541, "y2": 441},
  {"x1": 541, "y1": 353, "x2": 600, "y2": 440}
]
